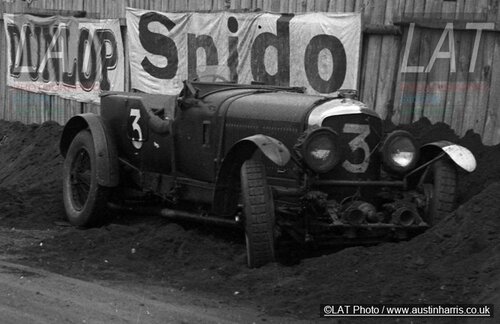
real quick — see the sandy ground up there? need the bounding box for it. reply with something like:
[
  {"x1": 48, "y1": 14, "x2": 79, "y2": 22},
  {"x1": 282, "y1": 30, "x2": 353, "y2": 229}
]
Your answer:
[{"x1": 0, "y1": 119, "x2": 499, "y2": 323}]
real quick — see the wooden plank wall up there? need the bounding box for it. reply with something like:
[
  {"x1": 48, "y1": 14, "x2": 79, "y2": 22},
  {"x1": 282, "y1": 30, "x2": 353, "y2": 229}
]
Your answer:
[{"x1": 1, "y1": 0, "x2": 500, "y2": 144}]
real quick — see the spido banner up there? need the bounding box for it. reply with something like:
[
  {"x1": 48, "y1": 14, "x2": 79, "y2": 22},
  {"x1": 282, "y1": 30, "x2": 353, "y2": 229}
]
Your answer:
[
  {"x1": 126, "y1": 8, "x2": 361, "y2": 95},
  {"x1": 3, "y1": 14, "x2": 124, "y2": 103}
]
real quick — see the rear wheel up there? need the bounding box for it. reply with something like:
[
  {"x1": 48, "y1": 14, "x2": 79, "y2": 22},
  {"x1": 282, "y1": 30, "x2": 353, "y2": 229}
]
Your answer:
[
  {"x1": 241, "y1": 158, "x2": 275, "y2": 268},
  {"x1": 423, "y1": 158, "x2": 457, "y2": 225},
  {"x1": 63, "y1": 130, "x2": 110, "y2": 227}
]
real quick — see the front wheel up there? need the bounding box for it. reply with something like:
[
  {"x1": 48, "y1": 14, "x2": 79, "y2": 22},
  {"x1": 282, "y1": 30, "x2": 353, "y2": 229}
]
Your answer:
[
  {"x1": 423, "y1": 158, "x2": 457, "y2": 225},
  {"x1": 240, "y1": 158, "x2": 275, "y2": 268},
  {"x1": 62, "y1": 130, "x2": 110, "y2": 227}
]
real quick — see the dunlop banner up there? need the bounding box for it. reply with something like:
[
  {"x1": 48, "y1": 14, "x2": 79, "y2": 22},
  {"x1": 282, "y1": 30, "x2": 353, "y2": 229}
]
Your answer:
[
  {"x1": 4, "y1": 14, "x2": 124, "y2": 103},
  {"x1": 126, "y1": 8, "x2": 361, "y2": 95}
]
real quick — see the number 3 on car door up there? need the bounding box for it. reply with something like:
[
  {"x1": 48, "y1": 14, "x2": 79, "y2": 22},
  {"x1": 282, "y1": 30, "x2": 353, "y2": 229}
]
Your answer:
[{"x1": 128, "y1": 108, "x2": 144, "y2": 149}]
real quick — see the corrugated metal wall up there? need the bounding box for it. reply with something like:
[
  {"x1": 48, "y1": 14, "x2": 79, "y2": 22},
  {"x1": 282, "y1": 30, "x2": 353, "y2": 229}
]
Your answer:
[{"x1": 1, "y1": 0, "x2": 500, "y2": 144}]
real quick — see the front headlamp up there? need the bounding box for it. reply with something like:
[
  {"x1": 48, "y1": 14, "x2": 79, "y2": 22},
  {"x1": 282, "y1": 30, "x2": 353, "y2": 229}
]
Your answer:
[
  {"x1": 381, "y1": 130, "x2": 419, "y2": 173},
  {"x1": 297, "y1": 128, "x2": 340, "y2": 173}
]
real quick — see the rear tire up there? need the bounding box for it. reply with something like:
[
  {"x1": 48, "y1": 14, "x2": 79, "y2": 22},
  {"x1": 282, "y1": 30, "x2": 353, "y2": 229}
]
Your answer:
[
  {"x1": 424, "y1": 158, "x2": 457, "y2": 225},
  {"x1": 241, "y1": 158, "x2": 275, "y2": 268},
  {"x1": 63, "y1": 130, "x2": 110, "y2": 227}
]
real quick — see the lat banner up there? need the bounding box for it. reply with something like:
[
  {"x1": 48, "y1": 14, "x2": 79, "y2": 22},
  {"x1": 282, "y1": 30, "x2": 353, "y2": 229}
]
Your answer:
[
  {"x1": 3, "y1": 14, "x2": 124, "y2": 103},
  {"x1": 126, "y1": 8, "x2": 361, "y2": 95}
]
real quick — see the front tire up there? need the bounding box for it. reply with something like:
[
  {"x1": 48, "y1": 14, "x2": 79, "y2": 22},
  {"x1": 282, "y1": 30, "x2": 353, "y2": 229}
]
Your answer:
[
  {"x1": 424, "y1": 158, "x2": 457, "y2": 225},
  {"x1": 63, "y1": 130, "x2": 110, "y2": 227},
  {"x1": 241, "y1": 158, "x2": 275, "y2": 268}
]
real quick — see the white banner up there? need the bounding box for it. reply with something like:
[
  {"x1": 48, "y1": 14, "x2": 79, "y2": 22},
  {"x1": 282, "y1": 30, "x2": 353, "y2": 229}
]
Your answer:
[
  {"x1": 126, "y1": 8, "x2": 361, "y2": 95},
  {"x1": 4, "y1": 14, "x2": 124, "y2": 103}
]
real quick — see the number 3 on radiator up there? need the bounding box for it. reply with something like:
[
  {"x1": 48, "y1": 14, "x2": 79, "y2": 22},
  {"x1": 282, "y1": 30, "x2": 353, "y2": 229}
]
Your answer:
[{"x1": 342, "y1": 123, "x2": 370, "y2": 173}]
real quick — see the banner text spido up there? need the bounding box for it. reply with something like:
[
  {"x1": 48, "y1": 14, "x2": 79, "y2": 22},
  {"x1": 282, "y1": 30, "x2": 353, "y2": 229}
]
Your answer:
[{"x1": 126, "y1": 9, "x2": 361, "y2": 95}]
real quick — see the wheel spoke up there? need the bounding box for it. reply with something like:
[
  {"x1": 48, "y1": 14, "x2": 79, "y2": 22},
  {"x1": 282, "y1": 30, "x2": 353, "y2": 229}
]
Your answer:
[
  {"x1": 75, "y1": 171, "x2": 91, "y2": 187},
  {"x1": 69, "y1": 148, "x2": 92, "y2": 210}
]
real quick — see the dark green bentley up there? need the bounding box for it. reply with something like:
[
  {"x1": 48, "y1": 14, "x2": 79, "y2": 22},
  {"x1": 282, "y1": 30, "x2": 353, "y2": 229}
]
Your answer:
[{"x1": 60, "y1": 79, "x2": 476, "y2": 268}]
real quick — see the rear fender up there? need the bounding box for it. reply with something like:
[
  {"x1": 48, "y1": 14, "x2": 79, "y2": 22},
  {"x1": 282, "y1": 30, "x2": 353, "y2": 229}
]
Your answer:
[
  {"x1": 421, "y1": 141, "x2": 476, "y2": 172},
  {"x1": 60, "y1": 113, "x2": 119, "y2": 187},
  {"x1": 212, "y1": 135, "x2": 290, "y2": 216}
]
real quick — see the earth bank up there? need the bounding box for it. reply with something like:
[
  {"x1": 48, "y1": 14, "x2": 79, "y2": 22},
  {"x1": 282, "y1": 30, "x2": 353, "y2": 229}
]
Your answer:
[{"x1": 0, "y1": 118, "x2": 499, "y2": 321}]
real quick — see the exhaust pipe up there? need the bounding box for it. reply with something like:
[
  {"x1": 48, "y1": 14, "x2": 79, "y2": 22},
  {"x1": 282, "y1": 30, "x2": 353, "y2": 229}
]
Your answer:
[
  {"x1": 391, "y1": 207, "x2": 419, "y2": 226},
  {"x1": 108, "y1": 203, "x2": 241, "y2": 228},
  {"x1": 341, "y1": 201, "x2": 377, "y2": 225}
]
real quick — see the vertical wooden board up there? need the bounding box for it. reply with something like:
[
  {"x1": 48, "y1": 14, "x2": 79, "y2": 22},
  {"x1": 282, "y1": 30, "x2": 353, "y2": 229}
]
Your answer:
[
  {"x1": 443, "y1": 0, "x2": 466, "y2": 127},
  {"x1": 392, "y1": 26, "x2": 420, "y2": 125},
  {"x1": 261, "y1": 0, "x2": 271, "y2": 11},
  {"x1": 60, "y1": 97, "x2": 69, "y2": 125},
  {"x1": 158, "y1": 0, "x2": 168, "y2": 11},
  {"x1": 50, "y1": 96, "x2": 58, "y2": 125},
  {"x1": 410, "y1": 28, "x2": 430, "y2": 123},
  {"x1": 230, "y1": 0, "x2": 242, "y2": 9},
  {"x1": 454, "y1": 0, "x2": 466, "y2": 19},
  {"x1": 117, "y1": 0, "x2": 126, "y2": 18},
  {"x1": 305, "y1": 0, "x2": 315, "y2": 11},
  {"x1": 343, "y1": 0, "x2": 355, "y2": 12},
  {"x1": 466, "y1": 0, "x2": 491, "y2": 135},
  {"x1": 213, "y1": 0, "x2": 226, "y2": 10},
  {"x1": 5, "y1": 88, "x2": 12, "y2": 121},
  {"x1": 278, "y1": 0, "x2": 288, "y2": 12},
  {"x1": 20, "y1": 91, "x2": 27, "y2": 124},
  {"x1": 151, "y1": 0, "x2": 160, "y2": 11},
  {"x1": 439, "y1": 0, "x2": 456, "y2": 20},
  {"x1": 26, "y1": 93, "x2": 33, "y2": 124},
  {"x1": 240, "y1": 0, "x2": 252, "y2": 10},
  {"x1": 288, "y1": 0, "x2": 296, "y2": 11},
  {"x1": 359, "y1": 35, "x2": 382, "y2": 111},
  {"x1": 313, "y1": 0, "x2": 328, "y2": 11},
  {"x1": 482, "y1": 35, "x2": 500, "y2": 144},
  {"x1": 374, "y1": 35, "x2": 400, "y2": 119},
  {"x1": 176, "y1": 0, "x2": 187, "y2": 11},
  {"x1": 42, "y1": 94, "x2": 50, "y2": 123},
  {"x1": 33, "y1": 94, "x2": 42, "y2": 124},
  {"x1": 359, "y1": 0, "x2": 372, "y2": 23},
  {"x1": 381, "y1": 0, "x2": 398, "y2": 25},
  {"x1": 422, "y1": 29, "x2": 450, "y2": 124},
  {"x1": 409, "y1": 0, "x2": 431, "y2": 123},
  {"x1": 440, "y1": 1, "x2": 457, "y2": 125},
  {"x1": 384, "y1": 0, "x2": 396, "y2": 28},
  {"x1": 82, "y1": 102, "x2": 101, "y2": 115},
  {"x1": 371, "y1": 0, "x2": 386, "y2": 24},
  {"x1": 14, "y1": 91, "x2": 22, "y2": 123},
  {"x1": 473, "y1": 32, "x2": 495, "y2": 136},
  {"x1": 12, "y1": 91, "x2": 20, "y2": 123},
  {"x1": 401, "y1": 0, "x2": 414, "y2": 20},
  {"x1": 388, "y1": 0, "x2": 402, "y2": 22},
  {"x1": 270, "y1": 0, "x2": 281, "y2": 11},
  {"x1": 299, "y1": 0, "x2": 307, "y2": 12},
  {"x1": 359, "y1": 0, "x2": 385, "y2": 110},
  {"x1": 30, "y1": 94, "x2": 36, "y2": 124},
  {"x1": 449, "y1": 31, "x2": 473, "y2": 135},
  {"x1": 330, "y1": 0, "x2": 344, "y2": 12},
  {"x1": 0, "y1": 20, "x2": 6, "y2": 120},
  {"x1": 455, "y1": 0, "x2": 484, "y2": 135}
]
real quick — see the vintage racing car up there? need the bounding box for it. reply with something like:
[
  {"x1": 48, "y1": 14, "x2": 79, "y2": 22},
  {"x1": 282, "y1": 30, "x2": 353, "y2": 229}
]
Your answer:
[{"x1": 60, "y1": 78, "x2": 476, "y2": 267}]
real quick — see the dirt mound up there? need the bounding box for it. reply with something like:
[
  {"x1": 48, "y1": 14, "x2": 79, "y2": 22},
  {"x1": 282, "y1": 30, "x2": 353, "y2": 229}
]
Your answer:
[
  {"x1": 1, "y1": 118, "x2": 499, "y2": 320},
  {"x1": 386, "y1": 118, "x2": 500, "y2": 203},
  {"x1": 0, "y1": 120, "x2": 64, "y2": 228}
]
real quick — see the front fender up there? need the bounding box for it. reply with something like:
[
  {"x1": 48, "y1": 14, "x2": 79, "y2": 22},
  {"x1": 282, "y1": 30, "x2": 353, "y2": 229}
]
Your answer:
[
  {"x1": 236, "y1": 135, "x2": 291, "y2": 167},
  {"x1": 60, "y1": 113, "x2": 119, "y2": 187},
  {"x1": 212, "y1": 135, "x2": 290, "y2": 217},
  {"x1": 422, "y1": 141, "x2": 476, "y2": 172}
]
